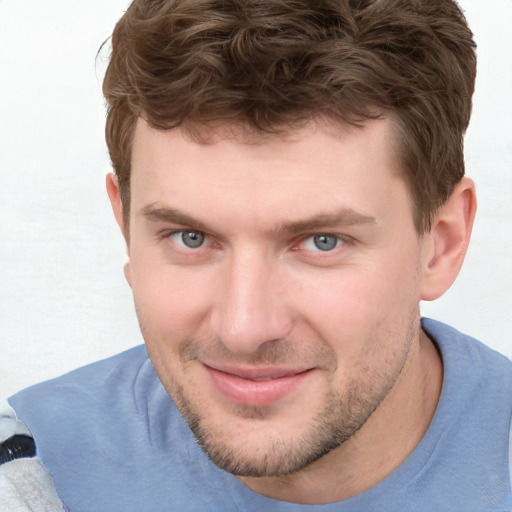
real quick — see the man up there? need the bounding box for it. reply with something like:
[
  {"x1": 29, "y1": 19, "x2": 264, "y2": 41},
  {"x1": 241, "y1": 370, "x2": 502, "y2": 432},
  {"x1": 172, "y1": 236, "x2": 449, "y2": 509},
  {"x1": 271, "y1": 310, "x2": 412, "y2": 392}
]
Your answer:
[{"x1": 6, "y1": 0, "x2": 512, "y2": 510}]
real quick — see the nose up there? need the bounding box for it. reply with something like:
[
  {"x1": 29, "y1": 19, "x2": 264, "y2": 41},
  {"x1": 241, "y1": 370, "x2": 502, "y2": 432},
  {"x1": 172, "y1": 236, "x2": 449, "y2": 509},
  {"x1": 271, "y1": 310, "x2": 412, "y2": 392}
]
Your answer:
[{"x1": 210, "y1": 248, "x2": 293, "y2": 354}]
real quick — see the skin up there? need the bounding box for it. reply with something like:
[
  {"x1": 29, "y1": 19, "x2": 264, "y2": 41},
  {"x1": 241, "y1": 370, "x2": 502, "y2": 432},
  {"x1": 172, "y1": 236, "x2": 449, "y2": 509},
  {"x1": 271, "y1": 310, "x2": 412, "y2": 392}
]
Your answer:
[{"x1": 107, "y1": 116, "x2": 476, "y2": 504}]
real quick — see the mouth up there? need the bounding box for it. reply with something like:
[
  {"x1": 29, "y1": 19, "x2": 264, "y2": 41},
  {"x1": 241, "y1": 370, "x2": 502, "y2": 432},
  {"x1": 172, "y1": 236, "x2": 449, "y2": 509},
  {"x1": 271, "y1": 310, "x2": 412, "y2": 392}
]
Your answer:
[{"x1": 202, "y1": 362, "x2": 314, "y2": 408}]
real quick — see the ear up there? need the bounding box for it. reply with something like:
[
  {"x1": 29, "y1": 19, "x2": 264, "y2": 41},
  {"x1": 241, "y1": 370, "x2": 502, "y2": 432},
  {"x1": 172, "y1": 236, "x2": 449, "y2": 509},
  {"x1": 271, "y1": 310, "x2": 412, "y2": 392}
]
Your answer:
[
  {"x1": 106, "y1": 173, "x2": 125, "y2": 234},
  {"x1": 106, "y1": 172, "x2": 133, "y2": 288},
  {"x1": 420, "y1": 177, "x2": 477, "y2": 301}
]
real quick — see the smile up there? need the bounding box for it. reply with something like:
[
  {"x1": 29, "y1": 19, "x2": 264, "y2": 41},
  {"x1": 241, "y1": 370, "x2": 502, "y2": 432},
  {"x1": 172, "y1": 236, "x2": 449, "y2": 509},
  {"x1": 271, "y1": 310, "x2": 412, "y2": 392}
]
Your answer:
[{"x1": 202, "y1": 362, "x2": 313, "y2": 408}]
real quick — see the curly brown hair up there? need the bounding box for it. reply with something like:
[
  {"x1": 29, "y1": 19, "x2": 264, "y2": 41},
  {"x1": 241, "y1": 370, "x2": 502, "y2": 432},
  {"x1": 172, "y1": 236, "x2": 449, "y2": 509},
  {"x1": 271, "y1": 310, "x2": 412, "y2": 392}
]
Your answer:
[{"x1": 103, "y1": 0, "x2": 476, "y2": 233}]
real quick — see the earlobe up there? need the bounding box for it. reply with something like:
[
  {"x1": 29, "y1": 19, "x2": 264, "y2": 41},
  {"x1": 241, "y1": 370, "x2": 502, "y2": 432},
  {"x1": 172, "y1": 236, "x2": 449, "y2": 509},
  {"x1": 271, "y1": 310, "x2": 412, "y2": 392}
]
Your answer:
[{"x1": 420, "y1": 177, "x2": 477, "y2": 301}]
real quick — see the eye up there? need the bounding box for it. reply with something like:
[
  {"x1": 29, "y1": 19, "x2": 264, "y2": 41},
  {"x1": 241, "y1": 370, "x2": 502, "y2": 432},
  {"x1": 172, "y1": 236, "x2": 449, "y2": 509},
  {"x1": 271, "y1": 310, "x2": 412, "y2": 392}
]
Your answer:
[
  {"x1": 301, "y1": 234, "x2": 343, "y2": 252},
  {"x1": 169, "y1": 230, "x2": 206, "y2": 249}
]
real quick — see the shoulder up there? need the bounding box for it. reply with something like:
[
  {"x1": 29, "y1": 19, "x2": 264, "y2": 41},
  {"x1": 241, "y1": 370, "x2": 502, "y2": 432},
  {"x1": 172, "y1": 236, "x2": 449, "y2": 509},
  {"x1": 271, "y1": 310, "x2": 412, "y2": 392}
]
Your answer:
[
  {"x1": 421, "y1": 317, "x2": 512, "y2": 377},
  {"x1": 8, "y1": 345, "x2": 154, "y2": 450},
  {"x1": 421, "y1": 317, "x2": 512, "y2": 426},
  {"x1": 6, "y1": 348, "x2": 241, "y2": 511},
  {"x1": 10, "y1": 344, "x2": 150, "y2": 404},
  {"x1": 423, "y1": 318, "x2": 512, "y2": 498}
]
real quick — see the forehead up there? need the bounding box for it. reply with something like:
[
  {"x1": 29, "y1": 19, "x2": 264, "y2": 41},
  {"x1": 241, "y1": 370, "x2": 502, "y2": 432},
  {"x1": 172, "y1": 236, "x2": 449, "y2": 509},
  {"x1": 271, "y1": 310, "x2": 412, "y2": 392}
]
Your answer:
[{"x1": 129, "y1": 116, "x2": 412, "y2": 232}]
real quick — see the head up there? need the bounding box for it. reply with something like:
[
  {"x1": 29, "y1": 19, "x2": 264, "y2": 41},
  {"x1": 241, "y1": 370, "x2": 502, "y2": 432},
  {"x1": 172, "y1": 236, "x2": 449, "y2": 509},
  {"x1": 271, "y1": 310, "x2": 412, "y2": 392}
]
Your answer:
[
  {"x1": 103, "y1": 0, "x2": 476, "y2": 235},
  {"x1": 103, "y1": 0, "x2": 477, "y2": 495}
]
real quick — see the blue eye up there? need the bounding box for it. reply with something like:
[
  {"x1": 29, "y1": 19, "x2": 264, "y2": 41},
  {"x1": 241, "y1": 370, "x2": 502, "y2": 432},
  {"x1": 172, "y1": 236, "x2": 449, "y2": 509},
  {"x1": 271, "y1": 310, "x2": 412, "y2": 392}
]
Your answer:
[
  {"x1": 302, "y1": 234, "x2": 342, "y2": 252},
  {"x1": 170, "y1": 231, "x2": 206, "y2": 249}
]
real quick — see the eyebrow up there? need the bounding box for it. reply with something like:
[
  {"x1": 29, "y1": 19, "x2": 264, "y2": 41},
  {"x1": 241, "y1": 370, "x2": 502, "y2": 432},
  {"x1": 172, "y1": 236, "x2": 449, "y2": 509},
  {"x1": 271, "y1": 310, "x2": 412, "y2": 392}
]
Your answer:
[
  {"x1": 141, "y1": 203, "x2": 377, "y2": 235},
  {"x1": 141, "y1": 204, "x2": 212, "y2": 233},
  {"x1": 274, "y1": 210, "x2": 377, "y2": 236}
]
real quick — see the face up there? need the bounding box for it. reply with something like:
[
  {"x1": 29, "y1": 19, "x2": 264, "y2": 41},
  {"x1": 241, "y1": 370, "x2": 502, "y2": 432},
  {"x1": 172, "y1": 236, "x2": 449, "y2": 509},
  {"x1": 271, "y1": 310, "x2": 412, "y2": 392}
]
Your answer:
[{"x1": 122, "y1": 117, "x2": 426, "y2": 477}]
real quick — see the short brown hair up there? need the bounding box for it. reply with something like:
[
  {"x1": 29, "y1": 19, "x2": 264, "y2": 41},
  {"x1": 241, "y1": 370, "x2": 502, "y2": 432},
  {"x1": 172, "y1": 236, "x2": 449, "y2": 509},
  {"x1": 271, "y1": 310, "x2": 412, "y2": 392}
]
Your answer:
[{"x1": 103, "y1": 0, "x2": 476, "y2": 233}]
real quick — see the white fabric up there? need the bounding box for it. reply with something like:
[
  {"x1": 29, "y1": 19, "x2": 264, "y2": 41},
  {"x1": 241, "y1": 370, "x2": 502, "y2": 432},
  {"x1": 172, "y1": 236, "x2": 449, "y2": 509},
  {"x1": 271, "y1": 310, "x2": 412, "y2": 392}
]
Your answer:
[{"x1": 0, "y1": 458, "x2": 66, "y2": 512}]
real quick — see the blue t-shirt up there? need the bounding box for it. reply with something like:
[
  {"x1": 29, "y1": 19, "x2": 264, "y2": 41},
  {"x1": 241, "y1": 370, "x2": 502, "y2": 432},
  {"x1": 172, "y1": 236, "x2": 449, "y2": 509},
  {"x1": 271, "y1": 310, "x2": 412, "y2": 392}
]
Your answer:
[{"x1": 9, "y1": 319, "x2": 512, "y2": 511}]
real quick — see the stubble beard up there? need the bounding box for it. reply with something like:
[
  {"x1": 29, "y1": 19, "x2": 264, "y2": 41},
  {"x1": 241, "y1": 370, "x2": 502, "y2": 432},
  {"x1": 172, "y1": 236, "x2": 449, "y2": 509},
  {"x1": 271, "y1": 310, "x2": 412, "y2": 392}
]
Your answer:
[
  {"x1": 176, "y1": 376, "x2": 398, "y2": 477},
  {"x1": 153, "y1": 319, "x2": 416, "y2": 479}
]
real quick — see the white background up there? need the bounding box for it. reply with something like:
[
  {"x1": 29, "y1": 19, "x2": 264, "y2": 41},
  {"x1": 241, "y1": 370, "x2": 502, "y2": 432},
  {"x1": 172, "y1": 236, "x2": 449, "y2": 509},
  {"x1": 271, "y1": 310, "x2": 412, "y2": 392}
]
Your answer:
[{"x1": 0, "y1": 0, "x2": 511, "y2": 397}]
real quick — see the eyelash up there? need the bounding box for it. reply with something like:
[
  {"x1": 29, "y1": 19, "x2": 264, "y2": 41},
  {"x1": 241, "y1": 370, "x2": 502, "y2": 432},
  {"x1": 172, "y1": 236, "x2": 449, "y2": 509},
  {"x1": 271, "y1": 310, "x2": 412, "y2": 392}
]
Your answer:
[
  {"x1": 160, "y1": 229, "x2": 350, "y2": 256},
  {"x1": 297, "y1": 234, "x2": 347, "y2": 253},
  {"x1": 162, "y1": 230, "x2": 210, "y2": 250}
]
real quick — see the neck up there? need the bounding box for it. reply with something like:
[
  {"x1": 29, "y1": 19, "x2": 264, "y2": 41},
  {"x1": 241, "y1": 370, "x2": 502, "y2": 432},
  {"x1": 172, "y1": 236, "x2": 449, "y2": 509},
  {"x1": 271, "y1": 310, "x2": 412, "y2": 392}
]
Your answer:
[{"x1": 239, "y1": 329, "x2": 443, "y2": 504}]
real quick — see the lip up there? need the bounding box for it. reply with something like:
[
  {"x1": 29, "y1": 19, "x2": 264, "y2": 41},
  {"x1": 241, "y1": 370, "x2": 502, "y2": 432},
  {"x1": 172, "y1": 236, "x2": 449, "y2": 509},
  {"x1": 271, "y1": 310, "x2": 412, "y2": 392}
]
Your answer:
[{"x1": 203, "y1": 362, "x2": 313, "y2": 408}]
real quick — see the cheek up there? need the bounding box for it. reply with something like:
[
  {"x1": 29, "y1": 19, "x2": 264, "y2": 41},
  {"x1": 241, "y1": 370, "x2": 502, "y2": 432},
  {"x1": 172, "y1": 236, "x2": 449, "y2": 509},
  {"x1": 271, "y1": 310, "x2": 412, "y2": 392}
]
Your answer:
[
  {"x1": 293, "y1": 257, "x2": 421, "y2": 352},
  {"x1": 295, "y1": 267, "x2": 391, "y2": 319},
  {"x1": 129, "y1": 254, "x2": 215, "y2": 342}
]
